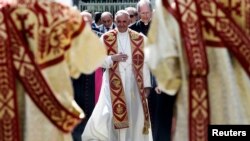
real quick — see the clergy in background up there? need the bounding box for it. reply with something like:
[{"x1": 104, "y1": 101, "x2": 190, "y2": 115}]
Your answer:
[
  {"x1": 130, "y1": 1, "x2": 176, "y2": 141},
  {"x1": 82, "y1": 10, "x2": 152, "y2": 141},
  {"x1": 99, "y1": 11, "x2": 116, "y2": 33},
  {"x1": 125, "y1": 6, "x2": 138, "y2": 26}
]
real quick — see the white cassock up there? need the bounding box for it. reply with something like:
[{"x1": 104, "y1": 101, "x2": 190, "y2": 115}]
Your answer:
[
  {"x1": 82, "y1": 30, "x2": 153, "y2": 141},
  {"x1": 145, "y1": 0, "x2": 250, "y2": 141}
]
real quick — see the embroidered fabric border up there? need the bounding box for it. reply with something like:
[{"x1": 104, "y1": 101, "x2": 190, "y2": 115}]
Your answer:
[{"x1": 104, "y1": 29, "x2": 150, "y2": 133}]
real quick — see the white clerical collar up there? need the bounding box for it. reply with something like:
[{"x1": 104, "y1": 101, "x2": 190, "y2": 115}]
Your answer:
[
  {"x1": 108, "y1": 23, "x2": 114, "y2": 29},
  {"x1": 140, "y1": 19, "x2": 151, "y2": 25},
  {"x1": 118, "y1": 30, "x2": 128, "y2": 37}
]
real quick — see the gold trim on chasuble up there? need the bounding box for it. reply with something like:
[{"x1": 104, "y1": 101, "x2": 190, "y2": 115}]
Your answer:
[
  {"x1": 164, "y1": 1, "x2": 209, "y2": 141},
  {"x1": 196, "y1": 0, "x2": 250, "y2": 77},
  {"x1": 202, "y1": 0, "x2": 250, "y2": 47},
  {"x1": 103, "y1": 29, "x2": 150, "y2": 134},
  {"x1": 0, "y1": 8, "x2": 20, "y2": 141},
  {"x1": 163, "y1": 0, "x2": 250, "y2": 141},
  {"x1": 0, "y1": 2, "x2": 85, "y2": 141}
]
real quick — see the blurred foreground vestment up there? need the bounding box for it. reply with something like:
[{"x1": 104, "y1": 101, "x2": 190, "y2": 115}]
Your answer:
[
  {"x1": 145, "y1": 0, "x2": 250, "y2": 141},
  {"x1": 0, "y1": 0, "x2": 106, "y2": 141}
]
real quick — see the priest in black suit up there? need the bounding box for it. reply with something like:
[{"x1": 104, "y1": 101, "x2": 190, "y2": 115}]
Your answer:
[
  {"x1": 129, "y1": 5, "x2": 151, "y2": 36},
  {"x1": 129, "y1": 1, "x2": 176, "y2": 141}
]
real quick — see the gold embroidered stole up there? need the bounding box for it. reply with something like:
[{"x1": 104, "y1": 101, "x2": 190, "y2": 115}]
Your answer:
[
  {"x1": 103, "y1": 29, "x2": 150, "y2": 134},
  {"x1": 170, "y1": 1, "x2": 209, "y2": 141},
  {"x1": 196, "y1": 0, "x2": 250, "y2": 76},
  {"x1": 163, "y1": 0, "x2": 250, "y2": 141},
  {"x1": 0, "y1": 3, "x2": 84, "y2": 141},
  {"x1": 0, "y1": 8, "x2": 20, "y2": 141}
]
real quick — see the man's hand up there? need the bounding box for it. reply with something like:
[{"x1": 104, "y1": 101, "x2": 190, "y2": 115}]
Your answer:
[
  {"x1": 155, "y1": 86, "x2": 162, "y2": 94},
  {"x1": 144, "y1": 87, "x2": 151, "y2": 98},
  {"x1": 111, "y1": 52, "x2": 128, "y2": 62}
]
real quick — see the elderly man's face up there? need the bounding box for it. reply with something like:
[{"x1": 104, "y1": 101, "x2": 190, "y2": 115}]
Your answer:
[
  {"x1": 101, "y1": 15, "x2": 113, "y2": 28},
  {"x1": 115, "y1": 14, "x2": 130, "y2": 33},
  {"x1": 83, "y1": 15, "x2": 92, "y2": 26},
  {"x1": 127, "y1": 10, "x2": 137, "y2": 25},
  {"x1": 139, "y1": 3, "x2": 152, "y2": 24}
]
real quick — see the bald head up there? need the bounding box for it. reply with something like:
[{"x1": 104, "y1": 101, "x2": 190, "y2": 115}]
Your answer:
[
  {"x1": 101, "y1": 11, "x2": 113, "y2": 28},
  {"x1": 81, "y1": 11, "x2": 93, "y2": 25}
]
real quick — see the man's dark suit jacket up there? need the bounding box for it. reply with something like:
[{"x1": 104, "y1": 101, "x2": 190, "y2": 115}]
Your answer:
[
  {"x1": 99, "y1": 23, "x2": 116, "y2": 33},
  {"x1": 129, "y1": 19, "x2": 175, "y2": 141},
  {"x1": 129, "y1": 20, "x2": 151, "y2": 36}
]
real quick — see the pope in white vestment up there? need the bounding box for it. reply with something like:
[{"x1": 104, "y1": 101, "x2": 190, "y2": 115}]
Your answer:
[
  {"x1": 82, "y1": 10, "x2": 153, "y2": 141},
  {"x1": 145, "y1": 0, "x2": 250, "y2": 141}
]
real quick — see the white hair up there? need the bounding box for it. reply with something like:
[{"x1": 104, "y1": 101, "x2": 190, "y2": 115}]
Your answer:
[
  {"x1": 54, "y1": 0, "x2": 73, "y2": 6},
  {"x1": 137, "y1": 0, "x2": 153, "y2": 12},
  {"x1": 115, "y1": 10, "x2": 129, "y2": 21}
]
